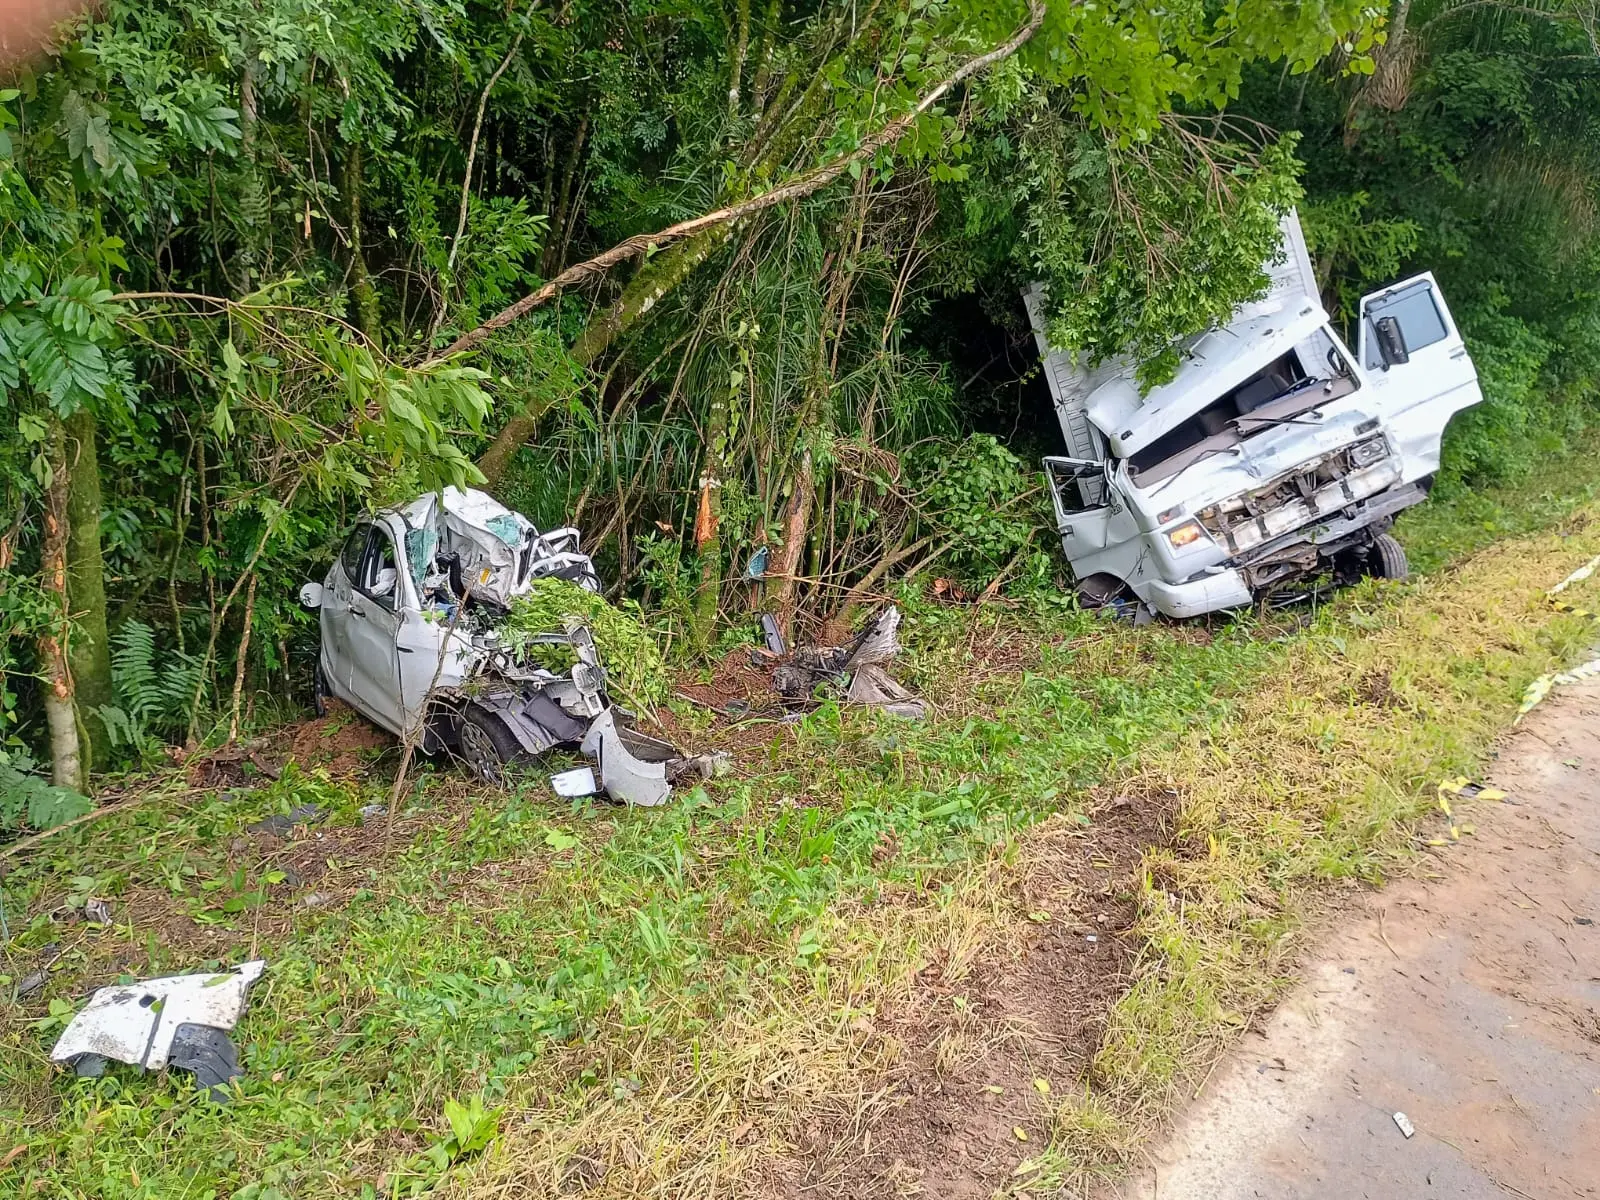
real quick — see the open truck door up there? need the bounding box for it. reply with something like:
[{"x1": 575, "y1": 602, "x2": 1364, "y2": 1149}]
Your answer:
[{"x1": 1356, "y1": 273, "x2": 1483, "y2": 484}]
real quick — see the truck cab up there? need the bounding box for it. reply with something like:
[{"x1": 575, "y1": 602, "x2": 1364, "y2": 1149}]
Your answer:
[{"x1": 1026, "y1": 213, "x2": 1482, "y2": 617}]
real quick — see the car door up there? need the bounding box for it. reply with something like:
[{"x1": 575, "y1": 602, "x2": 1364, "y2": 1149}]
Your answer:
[
  {"x1": 1045, "y1": 456, "x2": 1117, "y2": 560},
  {"x1": 343, "y1": 522, "x2": 405, "y2": 733},
  {"x1": 1356, "y1": 273, "x2": 1483, "y2": 481},
  {"x1": 321, "y1": 526, "x2": 372, "y2": 701}
]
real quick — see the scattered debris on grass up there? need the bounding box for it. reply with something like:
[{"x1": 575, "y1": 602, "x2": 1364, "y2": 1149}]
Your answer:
[
  {"x1": 772, "y1": 607, "x2": 926, "y2": 719},
  {"x1": 50, "y1": 960, "x2": 266, "y2": 1100}
]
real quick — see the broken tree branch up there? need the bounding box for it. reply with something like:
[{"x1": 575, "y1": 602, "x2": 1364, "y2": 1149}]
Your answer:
[{"x1": 430, "y1": 1, "x2": 1046, "y2": 363}]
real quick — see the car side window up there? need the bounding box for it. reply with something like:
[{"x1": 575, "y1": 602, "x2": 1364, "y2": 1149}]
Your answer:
[
  {"x1": 359, "y1": 527, "x2": 401, "y2": 611},
  {"x1": 339, "y1": 526, "x2": 370, "y2": 582},
  {"x1": 1045, "y1": 459, "x2": 1108, "y2": 516}
]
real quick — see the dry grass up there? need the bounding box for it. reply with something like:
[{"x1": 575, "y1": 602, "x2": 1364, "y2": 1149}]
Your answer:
[{"x1": 441, "y1": 848, "x2": 1024, "y2": 1199}]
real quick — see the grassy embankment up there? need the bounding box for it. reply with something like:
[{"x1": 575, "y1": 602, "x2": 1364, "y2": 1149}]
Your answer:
[{"x1": 3, "y1": 447, "x2": 1599, "y2": 1198}]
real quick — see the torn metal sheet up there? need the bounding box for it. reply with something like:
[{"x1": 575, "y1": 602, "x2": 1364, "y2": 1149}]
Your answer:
[
  {"x1": 769, "y1": 606, "x2": 926, "y2": 719},
  {"x1": 581, "y1": 710, "x2": 671, "y2": 807},
  {"x1": 840, "y1": 607, "x2": 904, "y2": 670},
  {"x1": 51, "y1": 960, "x2": 266, "y2": 1097},
  {"x1": 845, "y1": 663, "x2": 927, "y2": 720}
]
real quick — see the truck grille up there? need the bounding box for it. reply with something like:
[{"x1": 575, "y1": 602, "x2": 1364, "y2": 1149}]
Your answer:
[{"x1": 1195, "y1": 437, "x2": 1397, "y2": 557}]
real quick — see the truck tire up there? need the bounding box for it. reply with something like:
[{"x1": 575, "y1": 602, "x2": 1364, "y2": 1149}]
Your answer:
[
  {"x1": 1076, "y1": 573, "x2": 1132, "y2": 612},
  {"x1": 1367, "y1": 533, "x2": 1409, "y2": 582},
  {"x1": 455, "y1": 703, "x2": 524, "y2": 785}
]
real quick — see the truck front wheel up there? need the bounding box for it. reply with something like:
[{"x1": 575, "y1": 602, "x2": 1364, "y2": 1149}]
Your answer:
[
  {"x1": 1366, "y1": 532, "x2": 1410, "y2": 582},
  {"x1": 1075, "y1": 573, "x2": 1138, "y2": 617}
]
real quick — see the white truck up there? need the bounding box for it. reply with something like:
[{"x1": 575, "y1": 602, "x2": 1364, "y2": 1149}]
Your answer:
[{"x1": 1025, "y1": 213, "x2": 1483, "y2": 617}]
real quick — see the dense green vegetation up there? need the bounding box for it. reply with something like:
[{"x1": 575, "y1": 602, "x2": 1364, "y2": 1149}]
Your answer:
[{"x1": 2, "y1": 0, "x2": 1599, "y2": 804}]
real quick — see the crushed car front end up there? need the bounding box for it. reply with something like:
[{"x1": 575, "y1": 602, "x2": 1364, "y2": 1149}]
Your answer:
[{"x1": 302, "y1": 487, "x2": 718, "y2": 805}]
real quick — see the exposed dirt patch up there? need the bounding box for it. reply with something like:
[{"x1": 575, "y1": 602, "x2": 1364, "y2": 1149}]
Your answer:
[
  {"x1": 1352, "y1": 667, "x2": 1402, "y2": 709},
  {"x1": 283, "y1": 702, "x2": 395, "y2": 775},
  {"x1": 764, "y1": 791, "x2": 1177, "y2": 1199},
  {"x1": 179, "y1": 700, "x2": 392, "y2": 791},
  {"x1": 675, "y1": 648, "x2": 785, "y2": 714}
]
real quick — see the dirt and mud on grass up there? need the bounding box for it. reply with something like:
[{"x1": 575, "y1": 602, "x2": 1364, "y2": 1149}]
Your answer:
[{"x1": 6, "y1": 449, "x2": 1600, "y2": 1199}]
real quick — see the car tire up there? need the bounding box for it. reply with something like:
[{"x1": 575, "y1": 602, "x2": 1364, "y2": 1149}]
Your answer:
[
  {"x1": 1366, "y1": 533, "x2": 1409, "y2": 582},
  {"x1": 455, "y1": 703, "x2": 524, "y2": 786},
  {"x1": 313, "y1": 661, "x2": 330, "y2": 718}
]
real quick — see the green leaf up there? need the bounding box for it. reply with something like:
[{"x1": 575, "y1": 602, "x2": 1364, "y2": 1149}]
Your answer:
[
  {"x1": 12, "y1": 312, "x2": 110, "y2": 411},
  {"x1": 543, "y1": 828, "x2": 580, "y2": 851}
]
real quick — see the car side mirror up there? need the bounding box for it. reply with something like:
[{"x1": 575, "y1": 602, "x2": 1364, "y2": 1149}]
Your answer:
[
  {"x1": 372, "y1": 567, "x2": 398, "y2": 597},
  {"x1": 1374, "y1": 315, "x2": 1410, "y2": 369},
  {"x1": 299, "y1": 582, "x2": 324, "y2": 610}
]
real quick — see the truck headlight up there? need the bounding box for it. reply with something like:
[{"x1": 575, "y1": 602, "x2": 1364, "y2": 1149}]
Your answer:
[
  {"x1": 1349, "y1": 437, "x2": 1387, "y2": 468},
  {"x1": 1167, "y1": 521, "x2": 1205, "y2": 549}
]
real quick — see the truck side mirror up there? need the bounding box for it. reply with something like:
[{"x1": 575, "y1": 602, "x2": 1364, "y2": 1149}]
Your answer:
[
  {"x1": 299, "y1": 582, "x2": 324, "y2": 609},
  {"x1": 1374, "y1": 315, "x2": 1410, "y2": 369}
]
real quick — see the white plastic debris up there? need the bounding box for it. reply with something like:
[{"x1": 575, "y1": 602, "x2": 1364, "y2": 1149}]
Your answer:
[
  {"x1": 1393, "y1": 1111, "x2": 1416, "y2": 1139},
  {"x1": 1547, "y1": 553, "x2": 1600, "y2": 596},
  {"x1": 51, "y1": 960, "x2": 266, "y2": 1077},
  {"x1": 580, "y1": 710, "x2": 671, "y2": 807},
  {"x1": 550, "y1": 766, "x2": 599, "y2": 797}
]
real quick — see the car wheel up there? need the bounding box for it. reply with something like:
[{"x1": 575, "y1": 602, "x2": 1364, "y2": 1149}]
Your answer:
[
  {"x1": 455, "y1": 704, "x2": 523, "y2": 786},
  {"x1": 313, "y1": 661, "x2": 330, "y2": 718},
  {"x1": 1366, "y1": 532, "x2": 1409, "y2": 582}
]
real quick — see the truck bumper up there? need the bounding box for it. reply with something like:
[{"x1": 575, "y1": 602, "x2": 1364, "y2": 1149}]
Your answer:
[{"x1": 1143, "y1": 570, "x2": 1254, "y2": 618}]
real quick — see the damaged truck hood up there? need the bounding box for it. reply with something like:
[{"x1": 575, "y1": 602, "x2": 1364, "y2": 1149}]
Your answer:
[
  {"x1": 1087, "y1": 303, "x2": 1332, "y2": 460},
  {"x1": 1127, "y1": 404, "x2": 1385, "y2": 515}
]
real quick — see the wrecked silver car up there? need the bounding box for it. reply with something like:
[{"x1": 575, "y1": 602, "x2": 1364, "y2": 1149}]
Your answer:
[
  {"x1": 299, "y1": 487, "x2": 710, "y2": 805},
  {"x1": 1024, "y1": 212, "x2": 1483, "y2": 618}
]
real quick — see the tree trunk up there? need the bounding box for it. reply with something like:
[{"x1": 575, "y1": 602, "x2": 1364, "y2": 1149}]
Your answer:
[
  {"x1": 63, "y1": 408, "x2": 113, "y2": 770},
  {"x1": 238, "y1": 56, "x2": 269, "y2": 285},
  {"x1": 346, "y1": 142, "x2": 381, "y2": 342},
  {"x1": 542, "y1": 111, "x2": 590, "y2": 278},
  {"x1": 40, "y1": 422, "x2": 84, "y2": 793},
  {"x1": 771, "y1": 444, "x2": 815, "y2": 637},
  {"x1": 690, "y1": 389, "x2": 729, "y2": 653},
  {"x1": 1344, "y1": 0, "x2": 1414, "y2": 145}
]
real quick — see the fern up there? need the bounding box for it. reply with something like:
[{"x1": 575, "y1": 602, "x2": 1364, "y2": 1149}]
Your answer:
[
  {"x1": 103, "y1": 619, "x2": 207, "y2": 749},
  {"x1": 0, "y1": 763, "x2": 92, "y2": 832}
]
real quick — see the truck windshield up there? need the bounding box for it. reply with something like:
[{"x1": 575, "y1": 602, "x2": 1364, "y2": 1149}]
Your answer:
[{"x1": 1127, "y1": 333, "x2": 1358, "y2": 485}]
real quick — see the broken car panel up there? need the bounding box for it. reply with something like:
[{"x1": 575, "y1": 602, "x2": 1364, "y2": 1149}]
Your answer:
[
  {"x1": 300, "y1": 486, "x2": 710, "y2": 805},
  {"x1": 51, "y1": 960, "x2": 266, "y2": 1099},
  {"x1": 1025, "y1": 212, "x2": 1483, "y2": 618}
]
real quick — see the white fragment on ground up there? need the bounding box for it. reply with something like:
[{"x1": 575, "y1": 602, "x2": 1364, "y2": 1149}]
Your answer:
[{"x1": 1393, "y1": 1111, "x2": 1416, "y2": 1139}]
